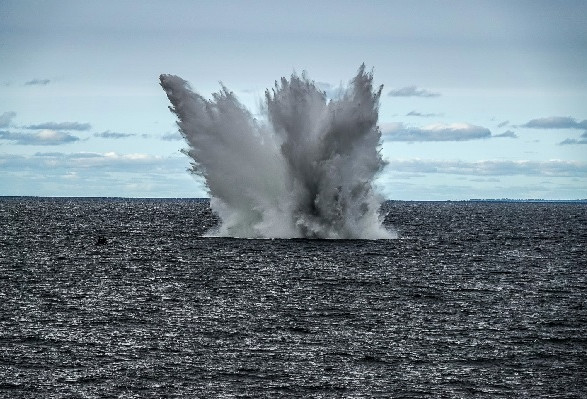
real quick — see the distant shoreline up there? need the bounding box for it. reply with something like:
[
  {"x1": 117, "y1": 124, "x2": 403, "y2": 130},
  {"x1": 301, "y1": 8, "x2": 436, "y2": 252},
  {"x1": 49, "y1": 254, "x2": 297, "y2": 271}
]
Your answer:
[
  {"x1": 466, "y1": 198, "x2": 587, "y2": 203},
  {"x1": 1, "y1": 196, "x2": 586, "y2": 204}
]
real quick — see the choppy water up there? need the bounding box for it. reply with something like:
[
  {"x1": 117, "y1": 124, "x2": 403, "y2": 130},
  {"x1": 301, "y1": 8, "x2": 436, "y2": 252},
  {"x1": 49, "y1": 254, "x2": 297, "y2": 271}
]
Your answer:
[{"x1": 1, "y1": 198, "x2": 586, "y2": 398}]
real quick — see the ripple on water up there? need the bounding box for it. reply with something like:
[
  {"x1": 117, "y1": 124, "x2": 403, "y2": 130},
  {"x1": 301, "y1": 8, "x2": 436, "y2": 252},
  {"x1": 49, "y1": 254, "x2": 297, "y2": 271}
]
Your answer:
[{"x1": 0, "y1": 198, "x2": 585, "y2": 397}]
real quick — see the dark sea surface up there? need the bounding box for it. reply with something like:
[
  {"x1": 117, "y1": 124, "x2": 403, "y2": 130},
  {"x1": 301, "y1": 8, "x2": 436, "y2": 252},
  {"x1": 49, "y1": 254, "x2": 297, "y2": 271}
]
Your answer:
[{"x1": 1, "y1": 198, "x2": 586, "y2": 398}]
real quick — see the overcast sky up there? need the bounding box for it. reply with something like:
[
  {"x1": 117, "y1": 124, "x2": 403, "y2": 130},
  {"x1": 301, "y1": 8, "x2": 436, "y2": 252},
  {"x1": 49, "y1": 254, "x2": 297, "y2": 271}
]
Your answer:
[{"x1": 1, "y1": 0, "x2": 586, "y2": 200}]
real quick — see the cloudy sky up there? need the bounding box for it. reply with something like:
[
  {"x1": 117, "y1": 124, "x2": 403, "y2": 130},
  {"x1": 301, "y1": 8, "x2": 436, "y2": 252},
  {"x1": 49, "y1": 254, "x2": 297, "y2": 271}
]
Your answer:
[{"x1": 1, "y1": 0, "x2": 586, "y2": 200}]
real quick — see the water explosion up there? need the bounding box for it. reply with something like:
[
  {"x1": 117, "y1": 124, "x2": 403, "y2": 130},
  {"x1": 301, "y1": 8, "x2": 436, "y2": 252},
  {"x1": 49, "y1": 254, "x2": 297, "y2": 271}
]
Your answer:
[{"x1": 160, "y1": 65, "x2": 394, "y2": 239}]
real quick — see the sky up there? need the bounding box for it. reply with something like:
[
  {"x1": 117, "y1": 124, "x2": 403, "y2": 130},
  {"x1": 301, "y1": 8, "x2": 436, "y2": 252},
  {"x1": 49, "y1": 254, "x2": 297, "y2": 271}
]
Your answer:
[{"x1": 1, "y1": 0, "x2": 586, "y2": 200}]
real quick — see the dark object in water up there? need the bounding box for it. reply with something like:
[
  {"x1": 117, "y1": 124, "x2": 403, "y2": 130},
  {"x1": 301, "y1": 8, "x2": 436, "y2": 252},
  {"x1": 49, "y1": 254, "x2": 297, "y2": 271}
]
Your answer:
[{"x1": 96, "y1": 236, "x2": 107, "y2": 245}]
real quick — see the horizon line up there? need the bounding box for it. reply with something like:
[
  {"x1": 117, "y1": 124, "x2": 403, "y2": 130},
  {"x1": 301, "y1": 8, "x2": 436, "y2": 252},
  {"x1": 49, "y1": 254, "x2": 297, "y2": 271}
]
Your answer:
[{"x1": 1, "y1": 196, "x2": 586, "y2": 203}]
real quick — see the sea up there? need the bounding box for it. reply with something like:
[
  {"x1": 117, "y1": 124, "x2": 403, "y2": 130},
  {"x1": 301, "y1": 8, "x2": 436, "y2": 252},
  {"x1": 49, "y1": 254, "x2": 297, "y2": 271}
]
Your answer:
[{"x1": 1, "y1": 197, "x2": 586, "y2": 398}]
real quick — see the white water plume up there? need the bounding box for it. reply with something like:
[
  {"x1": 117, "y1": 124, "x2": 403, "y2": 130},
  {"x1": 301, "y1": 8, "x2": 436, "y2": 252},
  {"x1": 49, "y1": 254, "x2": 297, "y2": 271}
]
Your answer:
[{"x1": 160, "y1": 65, "x2": 394, "y2": 239}]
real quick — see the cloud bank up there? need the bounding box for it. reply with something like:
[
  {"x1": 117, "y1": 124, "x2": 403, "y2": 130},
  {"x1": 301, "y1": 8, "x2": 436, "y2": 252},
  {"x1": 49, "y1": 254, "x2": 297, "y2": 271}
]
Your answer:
[
  {"x1": 0, "y1": 152, "x2": 186, "y2": 172},
  {"x1": 0, "y1": 152, "x2": 196, "y2": 197}
]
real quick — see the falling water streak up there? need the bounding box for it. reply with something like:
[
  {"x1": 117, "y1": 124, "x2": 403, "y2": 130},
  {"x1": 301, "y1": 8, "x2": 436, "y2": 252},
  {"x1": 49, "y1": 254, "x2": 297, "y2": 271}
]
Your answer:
[{"x1": 160, "y1": 65, "x2": 395, "y2": 239}]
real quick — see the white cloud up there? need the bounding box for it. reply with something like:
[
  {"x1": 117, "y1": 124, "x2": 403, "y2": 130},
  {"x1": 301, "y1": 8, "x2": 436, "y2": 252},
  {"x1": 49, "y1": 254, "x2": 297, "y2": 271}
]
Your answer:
[{"x1": 382, "y1": 122, "x2": 491, "y2": 141}]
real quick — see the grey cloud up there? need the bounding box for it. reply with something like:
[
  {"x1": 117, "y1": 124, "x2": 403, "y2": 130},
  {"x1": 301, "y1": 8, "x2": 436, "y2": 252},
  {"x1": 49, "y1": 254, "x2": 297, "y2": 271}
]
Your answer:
[
  {"x1": 558, "y1": 131, "x2": 587, "y2": 145},
  {"x1": 388, "y1": 86, "x2": 440, "y2": 98},
  {"x1": 161, "y1": 132, "x2": 183, "y2": 141},
  {"x1": 94, "y1": 131, "x2": 136, "y2": 139},
  {"x1": 0, "y1": 112, "x2": 16, "y2": 128},
  {"x1": 493, "y1": 130, "x2": 518, "y2": 138},
  {"x1": 25, "y1": 122, "x2": 91, "y2": 131},
  {"x1": 382, "y1": 122, "x2": 491, "y2": 141},
  {"x1": 388, "y1": 159, "x2": 586, "y2": 177},
  {"x1": 497, "y1": 120, "x2": 509, "y2": 128},
  {"x1": 0, "y1": 130, "x2": 80, "y2": 145},
  {"x1": 521, "y1": 116, "x2": 587, "y2": 130},
  {"x1": 559, "y1": 138, "x2": 587, "y2": 145},
  {"x1": 406, "y1": 110, "x2": 442, "y2": 117},
  {"x1": 24, "y1": 79, "x2": 51, "y2": 86}
]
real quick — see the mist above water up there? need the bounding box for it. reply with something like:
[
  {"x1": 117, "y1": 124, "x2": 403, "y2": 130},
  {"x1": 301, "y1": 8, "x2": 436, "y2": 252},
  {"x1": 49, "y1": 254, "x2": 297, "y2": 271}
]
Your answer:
[{"x1": 160, "y1": 65, "x2": 394, "y2": 239}]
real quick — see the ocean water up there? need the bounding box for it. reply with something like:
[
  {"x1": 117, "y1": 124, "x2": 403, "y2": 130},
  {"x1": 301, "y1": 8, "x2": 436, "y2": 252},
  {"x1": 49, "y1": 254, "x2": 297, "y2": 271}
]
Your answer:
[{"x1": 1, "y1": 198, "x2": 585, "y2": 398}]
